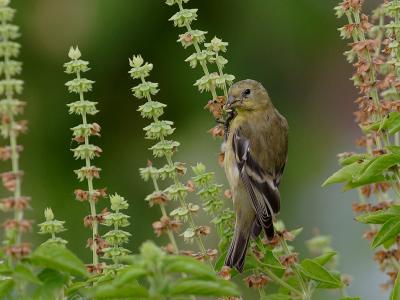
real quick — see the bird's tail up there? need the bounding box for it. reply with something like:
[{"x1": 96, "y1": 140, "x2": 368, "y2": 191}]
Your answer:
[
  {"x1": 225, "y1": 226, "x2": 251, "y2": 273},
  {"x1": 264, "y1": 216, "x2": 275, "y2": 240},
  {"x1": 251, "y1": 218, "x2": 262, "y2": 238},
  {"x1": 251, "y1": 217, "x2": 275, "y2": 240}
]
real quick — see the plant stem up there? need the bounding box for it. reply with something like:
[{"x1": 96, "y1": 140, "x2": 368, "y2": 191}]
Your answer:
[
  {"x1": 280, "y1": 237, "x2": 310, "y2": 300},
  {"x1": 151, "y1": 175, "x2": 179, "y2": 254},
  {"x1": 251, "y1": 251, "x2": 303, "y2": 298},
  {"x1": 215, "y1": 52, "x2": 228, "y2": 98},
  {"x1": 165, "y1": 154, "x2": 210, "y2": 261},
  {"x1": 139, "y1": 75, "x2": 210, "y2": 264},
  {"x1": 177, "y1": 2, "x2": 218, "y2": 100},
  {"x1": 2, "y1": 16, "x2": 23, "y2": 247},
  {"x1": 77, "y1": 70, "x2": 98, "y2": 266}
]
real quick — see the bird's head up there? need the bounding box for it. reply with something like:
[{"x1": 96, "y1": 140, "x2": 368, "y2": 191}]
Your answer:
[{"x1": 225, "y1": 79, "x2": 272, "y2": 113}]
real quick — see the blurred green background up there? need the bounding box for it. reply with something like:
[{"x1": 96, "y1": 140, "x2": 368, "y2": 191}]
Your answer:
[{"x1": 0, "y1": 0, "x2": 386, "y2": 299}]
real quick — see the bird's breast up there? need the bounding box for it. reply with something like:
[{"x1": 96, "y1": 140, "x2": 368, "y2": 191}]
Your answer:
[{"x1": 224, "y1": 142, "x2": 240, "y2": 195}]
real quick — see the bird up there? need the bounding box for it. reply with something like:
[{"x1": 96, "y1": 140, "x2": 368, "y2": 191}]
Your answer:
[{"x1": 223, "y1": 79, "x2": 288, "y2": 272}]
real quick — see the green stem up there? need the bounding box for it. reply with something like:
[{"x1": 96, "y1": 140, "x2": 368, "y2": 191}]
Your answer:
[
  {"x1": 76, "y1": 70, "x2": 98, "y2": 266},
  {"x1": 215, "y1": 52, "x2": 228, "y2": 99},
  {"x1": 140, "y1": 74, "x2": 211, "y2": 267},
  {"x1": 2, "y1": 17, "x2": 23, "y2": 248},
  {"x1": 139, "y1": 74, "x2": 180, "y2": 255},
  {"x1": 251, "y1": 251, "x2": 303, "y2": 298},
  {"x1": 280, "y1": 237, "x2": 310, "y2": 300},
  {"x1": 151, "y1": 175, "x2": 180, "y2": 254},
  {"x1": 177, "y1": 2, "x2": 218, "y2": 100},
  {"x1": 165, "y1": 154, "x2": 210, "y2": 260}
]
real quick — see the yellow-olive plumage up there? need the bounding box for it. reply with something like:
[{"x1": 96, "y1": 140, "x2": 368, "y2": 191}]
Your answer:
[{"x1": 224, "y1": 79, "x2": 288, "y2": 272}]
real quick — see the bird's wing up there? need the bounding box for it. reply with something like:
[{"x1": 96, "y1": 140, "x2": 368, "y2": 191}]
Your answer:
[{"x1": 232, "y1": 129, "x2": 280, "y2": 227}]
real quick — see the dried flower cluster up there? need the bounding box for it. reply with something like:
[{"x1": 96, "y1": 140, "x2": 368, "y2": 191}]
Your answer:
[
  {"x1": 325, "y1": 0, "x2": 400, "y2": 293},
  {"x1": 0, "y1": 0, "x2": 30, "y2": 259},
  {"x1": 64, "y1": 47, "x2": 107, "y2": 272}
]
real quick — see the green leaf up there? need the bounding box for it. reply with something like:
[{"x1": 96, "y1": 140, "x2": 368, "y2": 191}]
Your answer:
[
  {"x1": 0, "y1": 260, "x2": 12, "y2": 274},
  {"x1": 261, "y1": 294, "x2": 292, "y2": 300},
  {"x1": 300, "y1": 259, "x2": 342, "y2": 288},
  {"x1": 244, "y1": 251, "x2": 284, "y2": 279},
  {"x1": 163, "y1": 255, "x2": 216, "y2": 279},
  {"x1": 33, "y1": 269, "x2": 68, "y2": 300},
  {"x1": 388, "y1": 112, "x2": 400, "y2": 135},
  {"x1": 391, "y1": 271, "x2": 400, "y2": 300},
  {"x1": 356, "y1": 209, "x2": 398, "y2": 224},
  {"x1": 322, "y1": 161, "x2": 367, "y2": 187},
  {"x1": 87, "y1": 284, "x2": 149, "y2": 299},
  {"x1": 0, "y1": 278, "x2": 13, "y2": 297},
  {"x1": 278, "y1": 276, "x2": 301, "y2": 294},
  {"x1": 372, "y1": 217, "x2": 400, "y2": 248},
  {"x1": 341, "y1": 298, "x2": 361, "y2": 300},
  {"x1": 384, "y1": 236, "x2": 397, "y2": 249},
  {"x1": 31, "y1": 244, "x2": 88, "y2": 277},
  {"x1": 312, "y1": 251, "x2": 337, "y2": 266},
  {"x1": 264, "y1": 250, "x2": 285, "y2": 270},
  {"x1": 388, "y1": 146, "x2": 400, "y2": 154},
  {"x1": 113, "y1": 266, "x2": 148, "y2": 286},
  {"x1": 115, "y1": 254, "x2": 142, "y2": 265},
  {"x1": 214, "y1": 251, "x2": 227, "y2": 271},
  {"x1": 355, "y1": 153, "x2": 400, "y2": 184},
  {"x1": 14, "y1": 263, "x2": 42, "y2": 285},
  {"x1": 65, "y1": 281, "x2": 87, "y2": 295},
  {"x1": 361, "y1": 112, "x2": 400, "y2": 134},
  {"x1": 316, "y1": 270, "x2": 342, "y2": 289},
  {"x1": 344, "y1": 174, "x2": 386, "y2": 190},
  {"x1": 339, "y1": 154, "x2": 370, "y2": 166},
  {"x1": 356, "y1": 206, "x2": 400, "y2": 224},
  {"x1": 168, "y1": 279, "x2": 240, "y2": 297}
]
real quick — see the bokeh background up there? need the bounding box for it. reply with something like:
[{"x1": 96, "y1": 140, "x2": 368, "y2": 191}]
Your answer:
[{"x1": 0, "y1": 0, "x2": 386, "y2": 299}]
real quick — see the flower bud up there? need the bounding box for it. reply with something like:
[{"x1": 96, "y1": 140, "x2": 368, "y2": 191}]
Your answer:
[
  {"x1": 44, "y1": 207, "x2": 54, "y2": 221},
  {"x1": 68, "y1": 46, "x2": 81, "y2": 60}
]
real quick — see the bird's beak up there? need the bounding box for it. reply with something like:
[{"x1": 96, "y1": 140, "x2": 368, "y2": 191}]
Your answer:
[{"x1": 224, "y1": 95, "x2": 236, "y2": 110}]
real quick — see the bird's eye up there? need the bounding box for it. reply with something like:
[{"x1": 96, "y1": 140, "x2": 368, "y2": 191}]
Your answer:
[{"x1": 243, "y1": 89, "x2": 251, "y2": 97}]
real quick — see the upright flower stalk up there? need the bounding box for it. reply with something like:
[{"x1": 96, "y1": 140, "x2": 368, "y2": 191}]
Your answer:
[
  {"x1": 0, "y1": 0, "x2": 30, "y2": 259},
  {"x1": 191, "y1": 163, "x2": 234, "y2": 252},
  {"x1": 131, "y1": 55, "x2": 216, "y2": 263},
  {"x1": 38, "y1": 208, "x2": 67, "y2": 246},
  {"x1": 325, "y1": 0, "x2": 400, "y2": 294},
  {"x1": 64, "y1": 47, "x2": 107, "y2": 271},
  {"x1": 165, "y1": 0, "x2": 235, "y2": 148},
  {"x1": 164, "y1": 0, "x2": 238, "y2": 267},
  {"x1": 102, "y1": 193, "x2": 131, "y2": 271}
]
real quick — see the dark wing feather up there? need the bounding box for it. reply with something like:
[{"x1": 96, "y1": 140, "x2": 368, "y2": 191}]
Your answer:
[{"x1": 232, "y1": 129, "x2": 281, "y2": 233}]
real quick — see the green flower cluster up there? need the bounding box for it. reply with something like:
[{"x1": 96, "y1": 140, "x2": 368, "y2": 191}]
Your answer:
[
  {"x1": 132, "y1": 55, "x2": 212, "y2": 258},
  {"x1": 191, "y1": 163, "x2": 234, "y2": 251},
  {"x1": 38, "y1": 208, "x2": 67, "y2": 246},
  {"x1": 64, "y1": 47, "x2": 106, "y2": 268},
  {"x1": 102, "y1": 194, "x2": 131, "y2": 265},
  {"x1": 165, "y1": 0, "x2": 234, "y2": 112}
]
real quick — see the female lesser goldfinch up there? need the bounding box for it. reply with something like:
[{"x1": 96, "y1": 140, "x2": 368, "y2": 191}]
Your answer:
[{"x1": 224, "y1": 79, "x2": 288, "y2": 272}]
